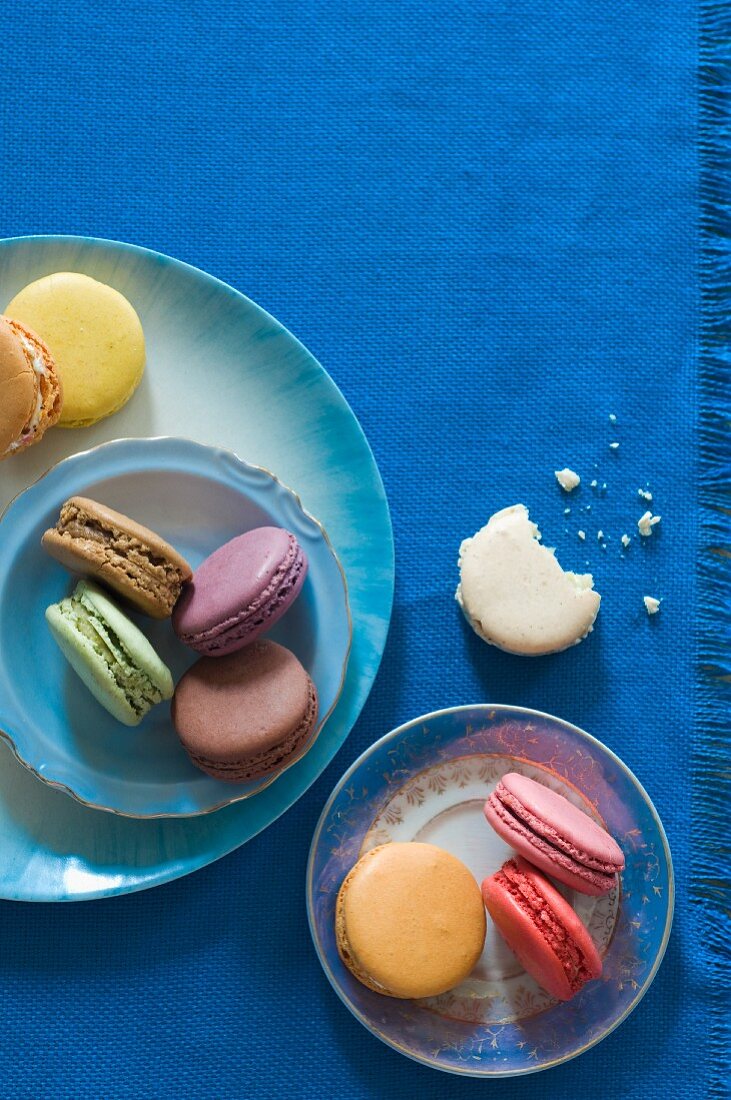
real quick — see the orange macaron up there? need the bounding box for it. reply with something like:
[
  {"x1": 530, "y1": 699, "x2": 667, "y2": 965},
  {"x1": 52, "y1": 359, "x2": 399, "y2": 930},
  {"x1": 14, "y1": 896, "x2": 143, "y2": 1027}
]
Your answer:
[
  {"x1": 336, "y1": 842, "x2": 486, "y2": 999},
  {"x1": 0, "y1": 315, "x2": 62, "y2": 459}
]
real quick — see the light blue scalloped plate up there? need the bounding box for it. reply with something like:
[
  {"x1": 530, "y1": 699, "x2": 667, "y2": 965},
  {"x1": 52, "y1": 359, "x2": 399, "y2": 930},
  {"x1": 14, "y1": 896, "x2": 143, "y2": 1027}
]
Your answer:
[
  {"x1": 0, "y1": 234, "x2": 393, "y2": 898},
  {"x1": 307, "y1": 705, "x2": 673, "y2": 1077},
  {"x1": 0, "y1": 437, "x2": 351, "y2": 817}
]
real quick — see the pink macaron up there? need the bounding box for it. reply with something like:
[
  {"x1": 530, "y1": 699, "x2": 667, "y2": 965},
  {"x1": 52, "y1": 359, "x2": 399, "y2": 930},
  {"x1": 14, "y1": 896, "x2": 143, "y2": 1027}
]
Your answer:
[
  {"x1": 484, "y1": 772, "x2": 624, "y2": 896},
  {"x1": 482, "y1": 857, "x2": 602, "y2": 1001},
  {"x1": 172, "y1": 527, "x2": 307, "y2": 656}
]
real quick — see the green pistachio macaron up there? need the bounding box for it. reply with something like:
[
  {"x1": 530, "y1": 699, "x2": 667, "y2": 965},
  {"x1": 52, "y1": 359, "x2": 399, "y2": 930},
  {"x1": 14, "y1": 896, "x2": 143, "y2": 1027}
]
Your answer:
[{"x1": 46, "y1": 579, "x2": 174, "y2": 726}]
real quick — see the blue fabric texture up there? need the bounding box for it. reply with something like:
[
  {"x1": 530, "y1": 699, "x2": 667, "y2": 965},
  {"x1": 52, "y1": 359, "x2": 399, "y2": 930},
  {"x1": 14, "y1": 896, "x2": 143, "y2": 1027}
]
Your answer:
[
  {"x1": 0, "y1": 1, "x2": 722, "y2": 1097},
  {"x1": 698, "y1": 2, "x2": 731, "y2": 1091}
]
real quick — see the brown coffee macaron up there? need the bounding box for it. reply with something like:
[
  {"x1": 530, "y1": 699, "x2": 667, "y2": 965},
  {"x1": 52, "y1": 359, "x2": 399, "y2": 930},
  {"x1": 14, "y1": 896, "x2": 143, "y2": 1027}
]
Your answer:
[
  {"x1": 336, "y1": 842, "x2": 486, "y2": 999},
  {"x1": 172, "y1": 640, "x2": 319, "y2": 782},
  {"x1": 0, "y1": 315, "x2": 62, "y2": 460},
  {"x1": 42, "y1": 497, "x2": 192, "y2": 618}
]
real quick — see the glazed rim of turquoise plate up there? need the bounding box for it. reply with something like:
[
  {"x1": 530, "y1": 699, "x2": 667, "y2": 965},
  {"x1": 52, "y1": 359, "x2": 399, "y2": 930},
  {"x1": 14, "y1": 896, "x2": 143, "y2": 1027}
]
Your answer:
[
  {"x1": 0, "y1": 435, "x2": 353, "y2": 818},
  {"x1": 306, "y1": 703, "x2": 675, "y2": 1077}
]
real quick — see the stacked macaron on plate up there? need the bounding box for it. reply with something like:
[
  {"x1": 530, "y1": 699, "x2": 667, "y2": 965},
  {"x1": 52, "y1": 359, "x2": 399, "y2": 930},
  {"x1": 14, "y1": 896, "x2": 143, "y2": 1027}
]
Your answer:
[
  {"x1": 0, "y1": 436, "x2": 351, "y2": 817},
  {"x1": 307, "y1": 704, "x2": 673, "y2": 1077}
]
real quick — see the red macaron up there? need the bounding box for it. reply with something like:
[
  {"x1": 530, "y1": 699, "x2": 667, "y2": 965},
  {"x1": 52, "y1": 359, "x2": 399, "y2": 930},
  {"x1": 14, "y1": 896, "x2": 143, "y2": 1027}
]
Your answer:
[
  {"x1": 484, "y1": 773, "x2": 624, "y2": 896},
  {"x1": 482, "y1": 857, "x2": 602, "y2": 1001}
]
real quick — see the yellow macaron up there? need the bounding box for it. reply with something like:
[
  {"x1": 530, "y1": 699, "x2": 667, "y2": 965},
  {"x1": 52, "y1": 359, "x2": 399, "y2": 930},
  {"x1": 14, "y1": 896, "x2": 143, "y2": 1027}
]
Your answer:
[
  {"x1": 4, "y1": 272, "x2": 145, "y2": 428},
  {"x1": 335, "y1": 842, "x2": 486, "y2": 999}
]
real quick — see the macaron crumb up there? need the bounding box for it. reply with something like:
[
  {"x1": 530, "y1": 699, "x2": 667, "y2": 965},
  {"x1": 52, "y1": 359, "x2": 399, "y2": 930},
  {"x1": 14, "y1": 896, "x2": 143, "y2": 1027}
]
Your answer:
[
  {"x1": 555, "y1": 468, "x2": 580, "y2": 492},
  {"x1": 578, "y1": 530, "x2": 586, "y2": 540},
  {"x1": 643, "y1": 596, "x2": 661, "y2": 615},
  {"x1": 638, "y1": 511, "x2": 661, "y2": 537},
  {"x1": 621, "y1": 534, "x2": 631, "y2": 548}
]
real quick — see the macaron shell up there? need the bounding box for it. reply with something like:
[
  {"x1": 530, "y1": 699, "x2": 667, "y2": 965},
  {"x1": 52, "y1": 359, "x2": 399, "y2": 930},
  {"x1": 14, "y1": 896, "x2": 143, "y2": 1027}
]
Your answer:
[
  {"x1": 172, "y1": 527, "x2": 308, "y2": 654},
  {"x1": 44, "y1": 580, "x2": 174, "y2": 727},
  {"x1": 187, "y1": 685, "x2": 317, "y2": 782},
  {"x1": 336, "y1": 842, "x2": 486, "y2": 999},
  {"x1": 483, "y1": 870, "x2": 572, "y2": 1000},
  {"x1": 45, "y1": 601, "x2": 139, "y2": 726},
  {"x1": 482, "y1": 857, "x2": 601, "y2": 1002},
  {"x1": 4, "y1": 272, "x2": 145, "y2": 427}
]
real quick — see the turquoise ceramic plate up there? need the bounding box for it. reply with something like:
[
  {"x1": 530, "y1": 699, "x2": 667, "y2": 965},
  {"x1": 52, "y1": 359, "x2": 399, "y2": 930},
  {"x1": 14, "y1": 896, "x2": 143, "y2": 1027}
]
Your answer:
[
  {"x1": 0, "y1": 235, "x2": 393, "y2": 898},
  {"x1": 0, "y1": 437, "x2": 351, "y2": 817},
  {"x1": 307, "y1": 705, "x2": 673, "y2": 1077}
]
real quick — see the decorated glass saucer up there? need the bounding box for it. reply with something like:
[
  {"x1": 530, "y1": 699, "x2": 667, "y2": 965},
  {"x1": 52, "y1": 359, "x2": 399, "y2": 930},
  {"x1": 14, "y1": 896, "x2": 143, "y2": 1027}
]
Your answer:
[
  {"x1": 307, "y1": 704, "x2": 673, "y2": 1077},
  {"x1": 0, "y1": 436, "x2": 351, "y2": 818}
]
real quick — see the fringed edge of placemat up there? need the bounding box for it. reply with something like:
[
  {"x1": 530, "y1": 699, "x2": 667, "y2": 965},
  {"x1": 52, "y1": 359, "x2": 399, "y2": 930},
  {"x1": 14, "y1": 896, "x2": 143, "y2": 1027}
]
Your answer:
[{"x1": 698, "y1": 2, "x2": 731, "y2": 1094}]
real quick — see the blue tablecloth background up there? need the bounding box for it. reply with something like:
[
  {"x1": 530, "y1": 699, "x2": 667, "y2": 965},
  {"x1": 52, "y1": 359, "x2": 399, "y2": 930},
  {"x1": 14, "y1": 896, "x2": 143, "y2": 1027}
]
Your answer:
[{"x1": 1, "y1": 2, "x2": 725, "y2": 1097}]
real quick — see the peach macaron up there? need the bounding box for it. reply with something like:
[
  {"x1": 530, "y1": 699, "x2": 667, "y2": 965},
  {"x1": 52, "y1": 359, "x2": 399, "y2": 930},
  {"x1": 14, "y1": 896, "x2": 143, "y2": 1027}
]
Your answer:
[{"x1": 336, "y1": 842, "x2": 486, "y2": 999}]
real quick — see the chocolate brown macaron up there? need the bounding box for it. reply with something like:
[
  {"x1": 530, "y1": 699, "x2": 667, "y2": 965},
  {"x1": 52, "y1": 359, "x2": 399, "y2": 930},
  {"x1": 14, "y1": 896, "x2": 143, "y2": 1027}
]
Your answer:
[
  {"x1": 0, "y1": 315, "x2": 62, "y2": 460},
  {"x1": 172, "y1": 639, "x2": 319, "y2": 782},
  {"x1": 42, "y1": 497, "x2": 192, "y2": 619}
]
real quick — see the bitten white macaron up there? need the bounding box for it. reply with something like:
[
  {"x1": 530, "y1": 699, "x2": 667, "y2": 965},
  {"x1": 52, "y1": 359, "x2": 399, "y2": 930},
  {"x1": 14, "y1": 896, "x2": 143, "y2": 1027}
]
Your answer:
[{"x1": 456, "y1": 504, "x2": 600, "y2": 655}]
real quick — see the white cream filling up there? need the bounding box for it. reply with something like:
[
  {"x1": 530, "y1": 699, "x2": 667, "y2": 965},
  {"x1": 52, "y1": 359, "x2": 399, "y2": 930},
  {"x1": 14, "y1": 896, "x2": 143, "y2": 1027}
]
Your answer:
[{"x1": 7, "y1": 335, "x2": 48, "y2": 452}]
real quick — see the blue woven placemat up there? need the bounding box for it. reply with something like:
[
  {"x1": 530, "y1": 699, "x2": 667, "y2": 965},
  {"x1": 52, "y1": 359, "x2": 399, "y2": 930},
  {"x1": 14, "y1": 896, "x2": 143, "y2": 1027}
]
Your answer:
[{"x1": 0, "y1": 1, "x2": 726, "y2": 1096}]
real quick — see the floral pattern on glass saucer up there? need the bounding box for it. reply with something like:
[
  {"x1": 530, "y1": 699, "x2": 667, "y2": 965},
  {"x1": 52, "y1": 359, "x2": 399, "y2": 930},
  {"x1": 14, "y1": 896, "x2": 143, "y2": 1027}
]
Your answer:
[{"x1": 307, "y1": 705, "x2": 673, "y2": 1077}]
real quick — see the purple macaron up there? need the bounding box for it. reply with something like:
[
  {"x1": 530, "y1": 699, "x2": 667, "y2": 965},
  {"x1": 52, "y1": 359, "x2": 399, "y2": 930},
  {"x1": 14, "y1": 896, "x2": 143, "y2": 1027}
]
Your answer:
[{"x1": 172, "y1": 526, "x2": 308, "y2": 656}]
